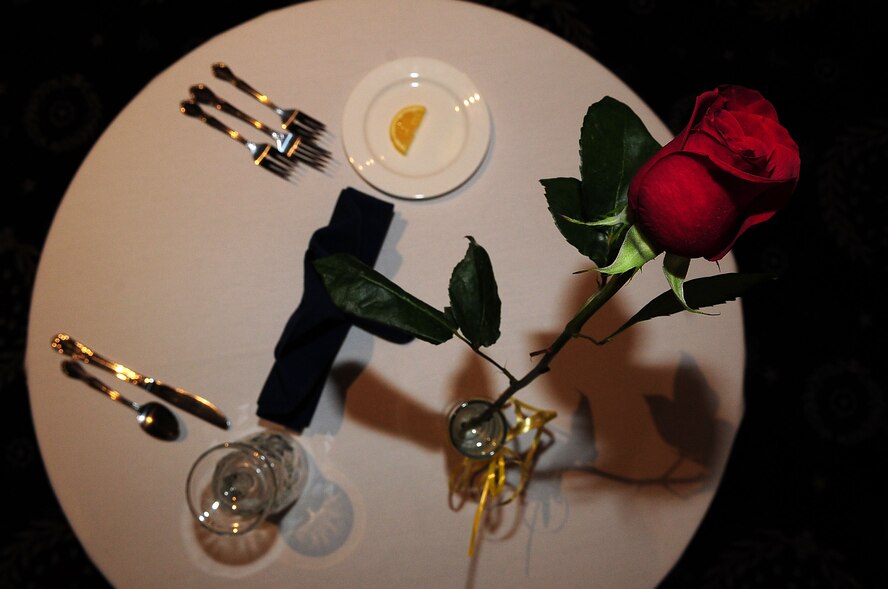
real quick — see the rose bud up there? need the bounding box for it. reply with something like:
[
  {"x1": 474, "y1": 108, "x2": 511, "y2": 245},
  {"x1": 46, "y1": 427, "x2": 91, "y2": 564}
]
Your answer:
[{"x1": 628, "y1": 85, "x2": 800, "y2": 261}]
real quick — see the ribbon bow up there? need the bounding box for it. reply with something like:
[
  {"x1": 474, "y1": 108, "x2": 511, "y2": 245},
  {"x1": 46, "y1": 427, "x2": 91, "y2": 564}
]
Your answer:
[{"x1": 449, "y1": 398, "x2": 557, "y2": 556}]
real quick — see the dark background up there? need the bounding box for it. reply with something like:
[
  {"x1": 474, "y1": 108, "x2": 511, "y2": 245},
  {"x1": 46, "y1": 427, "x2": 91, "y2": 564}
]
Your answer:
[{"x1": 1, "y1": 0, "x2": 884, "y2": 587}]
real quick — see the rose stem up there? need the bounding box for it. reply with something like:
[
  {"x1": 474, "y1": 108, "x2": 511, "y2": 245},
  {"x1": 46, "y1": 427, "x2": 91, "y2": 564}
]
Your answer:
[{"x1": 473, "y1": 269, "x2": 636, "y2": 425}]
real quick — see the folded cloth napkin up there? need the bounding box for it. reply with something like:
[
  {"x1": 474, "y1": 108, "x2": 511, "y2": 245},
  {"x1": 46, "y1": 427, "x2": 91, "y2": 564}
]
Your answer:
[{"x1": 257, "y1": 187, "x2": 412, "y2": 431}]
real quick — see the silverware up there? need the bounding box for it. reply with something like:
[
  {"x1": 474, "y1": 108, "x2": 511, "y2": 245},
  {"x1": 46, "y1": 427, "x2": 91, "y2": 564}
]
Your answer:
[
  {"x1": 189, "y1": 84, "x2": 331, "y2": 171},
  {"x1": 61, "y1": 360, "x2": 180, "y2": 441},
  {"x1": 211, "y1": 62, "x2": 327, "y2": 141},
  {"x1": 179, "y1": 100, "x2": 297, "y2": 181},
  {"x1": 51, "y1": 333, "x2": 231, "y2": 430}
]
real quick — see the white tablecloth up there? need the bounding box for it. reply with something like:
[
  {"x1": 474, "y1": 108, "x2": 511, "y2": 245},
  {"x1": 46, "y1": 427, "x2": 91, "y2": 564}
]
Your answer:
[{"x1": 25, "y1": 0, "x2": 745, "y2": 586}]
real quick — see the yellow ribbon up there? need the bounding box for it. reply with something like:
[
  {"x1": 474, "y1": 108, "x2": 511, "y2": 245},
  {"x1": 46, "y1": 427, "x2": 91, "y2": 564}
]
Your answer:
[{"x1": 449, "y1": 398, "x2": 557, "y2": 556}]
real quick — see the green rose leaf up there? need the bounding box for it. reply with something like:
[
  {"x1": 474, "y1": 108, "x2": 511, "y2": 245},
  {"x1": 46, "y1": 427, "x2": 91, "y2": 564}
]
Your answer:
[
  {"x1": 579, "y1": 96, "x2": 662, "y2": 219},
  {"x1": 541, "y1": 97, "x2": 661, "y2": 268},
  {"x1": 448, "y1": 236, "x2": 501, "y2": 349},
  {"x1": 597, "y1": 272, "x2": 776, "y2": 342},
  {"x1": 541, "y1": 177, "x2": 611, "y2": 266},
  {"x1": 313, "y1": 253, "x2": 456, "y2": 345}
]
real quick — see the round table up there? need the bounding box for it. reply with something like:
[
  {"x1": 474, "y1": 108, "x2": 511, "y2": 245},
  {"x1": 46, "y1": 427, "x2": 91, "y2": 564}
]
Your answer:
[{"x1": 25, "y1": 0, "x2": 745, "y2": 586}]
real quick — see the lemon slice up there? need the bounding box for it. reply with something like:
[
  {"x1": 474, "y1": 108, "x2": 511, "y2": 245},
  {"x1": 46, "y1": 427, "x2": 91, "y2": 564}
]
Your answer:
[{"x1": 390, "y1": 105, "x2": 426, "y2": 155}]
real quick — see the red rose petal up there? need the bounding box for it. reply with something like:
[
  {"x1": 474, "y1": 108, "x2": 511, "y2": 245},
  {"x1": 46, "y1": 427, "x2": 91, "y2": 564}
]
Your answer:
[{"x1": 631, "y1": 153, "x2": 742, "y2": 259}]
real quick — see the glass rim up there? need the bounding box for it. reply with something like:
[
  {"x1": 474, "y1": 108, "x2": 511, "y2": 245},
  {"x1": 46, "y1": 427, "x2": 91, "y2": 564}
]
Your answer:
[
  {"x1": 448, "y1": 398, "x2": 508, "y2": 459},
  {"x1": 185, "y1": 441, "x2": 277, "y2": 535}
]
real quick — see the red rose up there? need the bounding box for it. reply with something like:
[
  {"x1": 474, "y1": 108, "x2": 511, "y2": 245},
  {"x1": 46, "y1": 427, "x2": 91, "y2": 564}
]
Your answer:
[{"x1": 628, "y1": 85, "x2": 800, "y2": 261}]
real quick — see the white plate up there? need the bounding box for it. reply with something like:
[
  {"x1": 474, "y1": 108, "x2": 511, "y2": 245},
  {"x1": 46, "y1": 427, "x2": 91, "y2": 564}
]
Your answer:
[{"x1": 342, "y1": 57, "x2": 491, "y2": 199}]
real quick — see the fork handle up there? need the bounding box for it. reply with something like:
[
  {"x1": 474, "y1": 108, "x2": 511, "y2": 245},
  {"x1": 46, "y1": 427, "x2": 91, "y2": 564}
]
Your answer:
[
  {"x1": 220, "y1": 100, "x2": 276, "y2": 135},
  {"x1": 190, "y1": 85, "x2": 278, "y2": 140},
  {"x1": 212, "y1": 62, "x2": 282, "y2": 111},
  {"x1": 180, "y1": 100, "x2": 249, "y2": 147}
]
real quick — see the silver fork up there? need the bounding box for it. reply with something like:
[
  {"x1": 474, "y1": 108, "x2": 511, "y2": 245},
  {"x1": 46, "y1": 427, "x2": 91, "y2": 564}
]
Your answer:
[
  {"x1": 211, "y1": 62, "x2": 327, "y2": 141},
  {"x1": 179, "y1": 100, "x2": 297, "y2": 181},
  {"x1": 189, "y1": 84, "x2": 331, "y2": 171}
]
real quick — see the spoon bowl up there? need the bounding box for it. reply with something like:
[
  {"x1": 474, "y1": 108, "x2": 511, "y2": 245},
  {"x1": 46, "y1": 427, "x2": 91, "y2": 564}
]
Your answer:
[{"x1": 61, "y1": 360, "x2": 180, "y2": 441}]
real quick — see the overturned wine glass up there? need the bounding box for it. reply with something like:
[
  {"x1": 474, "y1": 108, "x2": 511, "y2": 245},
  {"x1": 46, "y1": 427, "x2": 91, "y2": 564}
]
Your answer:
[{"x1": 186, "y1": 430, "x2": 309, "y2": 535}]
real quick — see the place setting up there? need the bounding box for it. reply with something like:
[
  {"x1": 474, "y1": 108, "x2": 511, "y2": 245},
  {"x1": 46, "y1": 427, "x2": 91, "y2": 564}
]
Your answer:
[
  {"x1": 37, "y1": 49, "x2": 500, "y2": 565},
  {"x1": 40, "y1": 49, "x2": 499, "y2": 545},
  {"x1": 178, "y1": 55, "x2": 493, "y2": 199}
]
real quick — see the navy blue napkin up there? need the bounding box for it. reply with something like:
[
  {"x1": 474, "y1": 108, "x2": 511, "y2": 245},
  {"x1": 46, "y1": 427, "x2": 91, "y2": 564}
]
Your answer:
[{"x1": 257, "y1": 187, "x2": 412, "y2": 431}]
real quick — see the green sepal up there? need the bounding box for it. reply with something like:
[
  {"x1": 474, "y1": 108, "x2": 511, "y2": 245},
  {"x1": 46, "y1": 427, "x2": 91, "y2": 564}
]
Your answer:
[
  {"x1": 559, "y1": 208, "x2": 628, "y2": 228},
  {"x1": 448, "y1": 237, "x2": 502, "y2": 349},
  {"x1": 595, "y1": 224, "x2": 662, "y2": 274},
  {"x1": 662, "y1": 253, "x2": 709, "y2": 314},
  {"x1": 313, "y1": 253, "x2": 457, "y2": 345}
]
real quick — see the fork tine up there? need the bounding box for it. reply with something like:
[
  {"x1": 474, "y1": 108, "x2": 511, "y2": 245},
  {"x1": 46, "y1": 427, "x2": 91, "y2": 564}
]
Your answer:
[
  {"x1": 262, "y1": 157, "x2": 297, "y2": 181},
  {"x1": 284, "y1": 138, "x2": 329, "y2": 170},
  {"x1": 283, "y1": 135, "x2": 331, "y2": 161},
  {"x1": 261, "y1": 160, "x2": 290, "y2": 179},
  {"x1": 254, "y1": 144, "x2": 282, "y2": 166},
  {"x1": 285, "y1": 124, "x2": 324, "y2": 145},
  {"x1": 299, "y1": 136, "x2": 332, "y2": 157},
  {"x1": 290, "y1": 152, "x2": 326, "y2": 171},
  {"x1": 281, "y1": 111, "x2": 326, "y2": 136},
  {"x1": 255, "y1": 144, "x2": 298, "y2": 179},
  {"x1": 296, "y1": 111, "x2": 326, "y2": 132},
  {"x1": 273, "y1": 153, "x2": 296, "y2": 169}
]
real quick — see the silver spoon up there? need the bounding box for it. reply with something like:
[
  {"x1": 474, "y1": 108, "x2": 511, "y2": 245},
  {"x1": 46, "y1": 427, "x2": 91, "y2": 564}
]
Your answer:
[{"x1": 61, "y1": 360, "x2": 180, "y2": 441}]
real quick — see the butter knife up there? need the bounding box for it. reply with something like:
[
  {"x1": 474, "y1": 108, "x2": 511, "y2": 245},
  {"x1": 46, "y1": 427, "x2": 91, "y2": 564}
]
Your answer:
[{"x1": 51, "y1": 333, "x2": 231, "y2": 430}]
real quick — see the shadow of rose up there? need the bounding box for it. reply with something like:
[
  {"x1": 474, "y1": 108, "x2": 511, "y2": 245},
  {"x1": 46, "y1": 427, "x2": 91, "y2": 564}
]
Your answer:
[
  {"x1": 525, "y1": 269, "x2": 736, "y2": 500},
  {"x1": 328, "y1": 360, "x2": 447, "y2": 452},
  {"x1": 315, "y1": 262, "x2": 737, "y2": 560}
]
